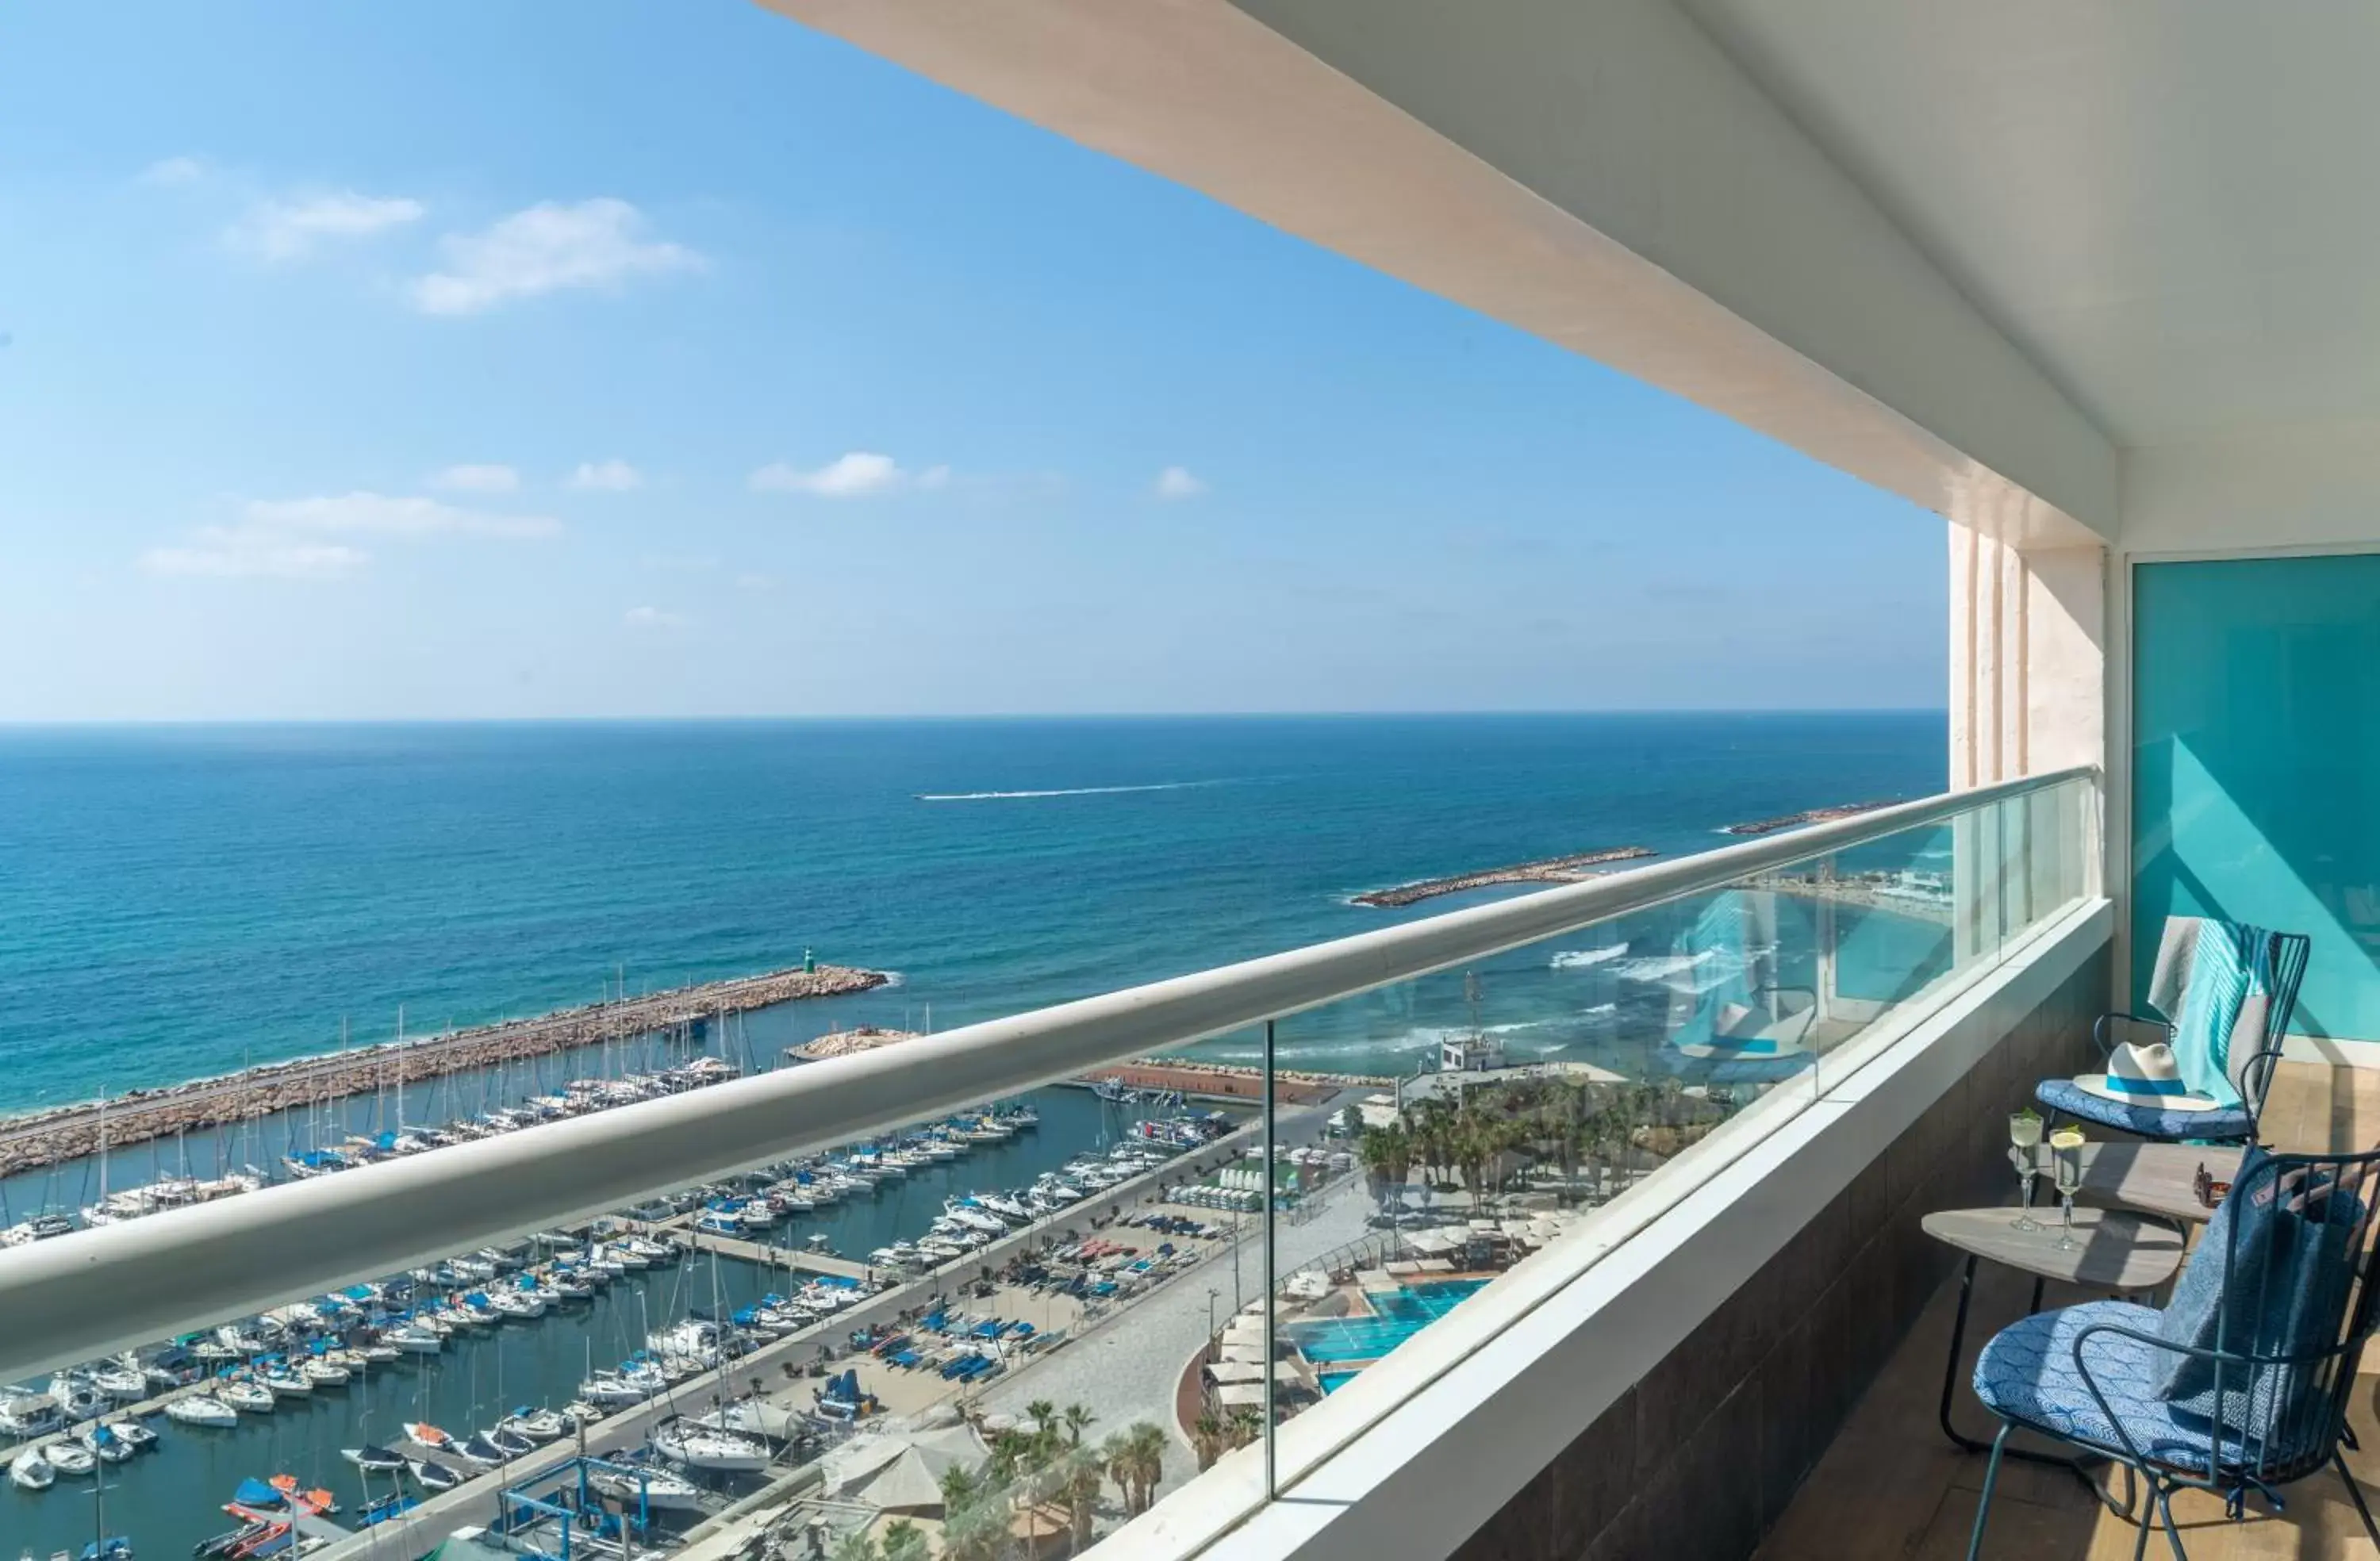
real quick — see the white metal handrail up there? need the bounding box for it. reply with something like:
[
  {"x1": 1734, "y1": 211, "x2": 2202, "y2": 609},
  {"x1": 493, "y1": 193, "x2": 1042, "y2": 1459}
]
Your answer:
[{"x1": 0, "y1": 765, "x2": 2093, "y2": 1382}]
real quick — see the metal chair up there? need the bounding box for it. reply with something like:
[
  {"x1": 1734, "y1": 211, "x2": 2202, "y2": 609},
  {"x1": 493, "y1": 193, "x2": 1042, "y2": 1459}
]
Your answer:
[
  {"x1": 1966, "y1": 1145, "x2": 2380, "y2": 1559},
  {"x1": 2036, "y1": 922, "x2": 2309, "y2": 1144}
]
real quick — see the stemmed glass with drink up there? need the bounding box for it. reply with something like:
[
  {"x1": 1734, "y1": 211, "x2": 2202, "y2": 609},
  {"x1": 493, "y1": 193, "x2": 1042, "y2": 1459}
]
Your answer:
[
  {"x1": 2008, "y1": 1110, "x2": 2044, "y2": 1231},
  {"x1": 2049, "y1": 1126, "x2": 2086, "y2": 1251}
]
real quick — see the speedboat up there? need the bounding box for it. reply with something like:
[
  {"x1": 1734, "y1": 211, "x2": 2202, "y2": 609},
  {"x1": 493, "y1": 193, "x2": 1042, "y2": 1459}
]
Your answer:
[
  {"x1": 408, "y1": 1458, "x2": 463, "y2": 1493},
  {"x1": 341, "y1": 1444, "x2": 408, "y2": 1474},
  {"x1": 456, "y1": 1433, "x2": 510, "y2": 1468},
  {"x1": 587, "y1": 1463, "x2": 704, "y2": 1512},
  {"x1": 44, "y1": 1439, "x2": 96, "y2": 1476},
  {"x1": 9, "y1": 1446, "x2": 54, "y2": 1490},
  {"x1": 164, "y1": 1394, "x2": 240, "y2": 1427},
  {"x1": 652, "y1": 1422, "x2": 770, "y2": 1474},
  {"x1": 402, "y1": 1421, "x2": 457, "y2": 1450},
  {"x1": 497, "y1": 1408, "x2": 567, "y2": 1444}
]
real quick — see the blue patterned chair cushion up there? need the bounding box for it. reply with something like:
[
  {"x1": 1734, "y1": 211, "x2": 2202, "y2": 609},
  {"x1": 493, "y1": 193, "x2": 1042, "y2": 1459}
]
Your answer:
[
  {"x1": 2035, "y1": 1076, "x2": 2255, "y2": 1141},
  {"x1": 1974, "y1": 1300, "x2": 2259, "y2": 1471}
]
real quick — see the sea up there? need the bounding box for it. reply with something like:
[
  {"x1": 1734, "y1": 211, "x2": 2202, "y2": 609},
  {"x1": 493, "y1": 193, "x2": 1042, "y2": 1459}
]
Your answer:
[{"x1": 0, "y1": 713, "x2": 1946, "y2": 1555}]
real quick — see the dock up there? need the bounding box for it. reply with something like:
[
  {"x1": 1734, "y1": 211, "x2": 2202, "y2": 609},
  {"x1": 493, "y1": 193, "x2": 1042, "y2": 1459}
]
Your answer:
[
  {"x1": 0, "y1": 963, "x2": 889, "y2": 1178},
  {"x1": 1351, "y1": 846, "x2": 1656, "y2": 908},
  {"x1": 310, "y1": 1118, "x2": 1281, "y2": 1561}
]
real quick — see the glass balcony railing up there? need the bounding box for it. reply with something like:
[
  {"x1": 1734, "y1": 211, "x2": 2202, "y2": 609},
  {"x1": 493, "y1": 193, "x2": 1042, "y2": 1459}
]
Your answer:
[{"x1": 0, "y1": 769, "x2": 2098, "y2": 1561}]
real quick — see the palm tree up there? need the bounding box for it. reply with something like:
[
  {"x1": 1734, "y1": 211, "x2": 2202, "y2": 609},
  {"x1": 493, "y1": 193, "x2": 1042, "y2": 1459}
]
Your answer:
[
  {"x1": 832, "y1": 1531, "x2": 883, "y2": 1561},
  {"x1": 1104, "y1": 1421, "x2": 1168, "y2": 1514},
  {"x1": 1059, "y1": 1444, "x2": 1106, "y2": 1552},
  {"x1": 1062, "y1": 1402, "x2": 1096, "y2": 1447},
  {"x1": 1357, "y1": 1122, "x2": 1413, "y2": 1212},
  {"x1": 880, "y1": 1520, "x2": 928, "y2": 1561},
  {"x1": 1188, "y1": 1412, "x2": 1225, "y2": 1473},
  {"x1": 1025, "y1": 1398, "x2": 1060, "y2": 1440}
]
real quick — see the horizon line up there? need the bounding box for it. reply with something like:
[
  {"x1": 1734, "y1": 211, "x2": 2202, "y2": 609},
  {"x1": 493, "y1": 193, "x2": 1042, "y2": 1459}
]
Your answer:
[{"x1": 0, "y1": 708, "x2": 1952, "y2": 730}]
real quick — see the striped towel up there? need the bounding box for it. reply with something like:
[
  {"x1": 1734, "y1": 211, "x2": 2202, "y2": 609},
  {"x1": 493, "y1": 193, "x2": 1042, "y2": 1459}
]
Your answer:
[{"x1": 2146, "y1": 917, "x2": 2282, "y2": 1109}]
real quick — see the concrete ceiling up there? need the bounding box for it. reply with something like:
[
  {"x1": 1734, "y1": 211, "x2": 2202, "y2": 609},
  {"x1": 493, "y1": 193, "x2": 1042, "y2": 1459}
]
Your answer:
[{"x1": 1679, "y1": 1, "x2": 2380, "y2": 450}]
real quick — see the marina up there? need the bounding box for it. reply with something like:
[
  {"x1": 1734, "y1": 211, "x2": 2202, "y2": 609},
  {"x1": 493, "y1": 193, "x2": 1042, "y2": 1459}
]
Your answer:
[
  {"x1": 0, "y1": 1080, "x2": 1264, "y2": 1560},
  {"x1": 0, "y1": 963, "x2": 888, "y2": 1180}
]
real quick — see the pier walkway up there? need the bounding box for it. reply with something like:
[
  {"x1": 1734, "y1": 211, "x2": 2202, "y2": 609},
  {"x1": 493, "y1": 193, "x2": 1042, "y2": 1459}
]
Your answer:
[{"x1": 311, "y1": 1112, "x2": 1304, "y2": 1561}]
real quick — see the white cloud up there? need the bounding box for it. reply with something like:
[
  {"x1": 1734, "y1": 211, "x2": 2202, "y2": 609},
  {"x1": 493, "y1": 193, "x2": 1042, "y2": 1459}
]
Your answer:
[
  {"x1": 140, "y1": 491, "x2": 559, "y2": 581},
  {"x1": 735, "y1": 571, "x2": 779, "y2": 592},
  {"x1": 749, "y1": 451, "x2": 948, "y2": 498},
  {"x1": 1153, "y1": 465, "x2": 1207, "y2": 501},
  {"x1": 140, "y1": 155, "x2": 209, "y2": 187},
  {"x1": 140, "y1": 529, "x2": 368, "y2": 581},
  {"x1": 230, "y1": 191, "x2": 426, "y2": 262},
  {"x1": 568, "y1": 458, "x2": 642, "y2": 492},
  {"x1": 431, "y1": 463, "x2": 520, "y2": 493},
  {"x1": 624, "y1": 605, "x2": 685, "y2": 629},
  {"x1": 244, "y1": 491, "x2": 560, "y2": 539},
  {"x1": 412, "y1": 199, "x2": 703, "y2": 316}
]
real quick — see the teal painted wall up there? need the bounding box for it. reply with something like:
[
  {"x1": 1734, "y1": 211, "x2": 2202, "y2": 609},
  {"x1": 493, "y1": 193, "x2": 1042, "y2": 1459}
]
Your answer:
[{"x1": 2132, "y1": 555, "x2": 2380, "y2": 1040}]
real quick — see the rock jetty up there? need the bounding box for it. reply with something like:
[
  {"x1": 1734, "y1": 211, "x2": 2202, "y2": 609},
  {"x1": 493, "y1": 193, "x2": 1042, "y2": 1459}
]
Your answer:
[
  {"x1": 0, "y1": 963, "x2": 889, "y2": 1178},
  {"x1": 1352, "y1": 846, "x2": 1657, "y2": 908},
  {"x1": 1722, "y1": 800, "x2": 1898, "y2": 836},
  {"x1": 786, "y1": 1026, "x2": 923, "y2": 1062}
]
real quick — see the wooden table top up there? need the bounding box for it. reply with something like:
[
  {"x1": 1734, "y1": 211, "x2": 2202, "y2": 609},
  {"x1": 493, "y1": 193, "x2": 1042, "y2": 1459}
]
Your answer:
[
  {"x1": 2070, "y1": 1141, "x2": 2244, "y2": 1225},
  {"x1": 1921, "y1": 1205, "x2": 2187, "y2": 1291}
]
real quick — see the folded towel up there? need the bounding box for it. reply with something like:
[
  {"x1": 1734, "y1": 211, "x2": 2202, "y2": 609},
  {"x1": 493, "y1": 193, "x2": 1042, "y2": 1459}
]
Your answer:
[{"x1": 2148, "y1": 917, "x2": 2281, "y2": 1110}]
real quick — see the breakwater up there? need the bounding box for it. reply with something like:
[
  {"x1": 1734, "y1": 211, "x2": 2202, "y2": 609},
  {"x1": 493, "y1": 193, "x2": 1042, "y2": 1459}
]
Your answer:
[
  {"x1": 1351, "y1": 846, "x2": 1658, "y2": 908},
  {"x1": 0, "y1": 964, "x2": 888, "y2": 1178},
  {"x1": 1721, "y1": 800, "x2": 1898, "y2": 836}
]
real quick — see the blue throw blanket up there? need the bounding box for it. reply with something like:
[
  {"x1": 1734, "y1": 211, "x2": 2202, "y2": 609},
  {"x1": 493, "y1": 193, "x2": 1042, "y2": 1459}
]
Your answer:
[{"x1": 2153, "y1": 919, "x2": 2282, "y2": 1110}]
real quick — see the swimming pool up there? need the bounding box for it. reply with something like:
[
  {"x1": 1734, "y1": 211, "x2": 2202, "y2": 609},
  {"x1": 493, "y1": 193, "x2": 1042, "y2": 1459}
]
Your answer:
[
  {"x1": 1288, "y1": 1278, "x2": 1491, "y2": 1365},
  {"x1": 1317, "y1": 1370, "x2": 1360, "y2": 1394}
]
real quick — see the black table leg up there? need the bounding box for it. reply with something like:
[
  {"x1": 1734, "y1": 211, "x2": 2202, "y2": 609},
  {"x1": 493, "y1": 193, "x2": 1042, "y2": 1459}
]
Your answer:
[{"x1": 1937, "y1": 1253, "x2": 2136, "y2": 1519}]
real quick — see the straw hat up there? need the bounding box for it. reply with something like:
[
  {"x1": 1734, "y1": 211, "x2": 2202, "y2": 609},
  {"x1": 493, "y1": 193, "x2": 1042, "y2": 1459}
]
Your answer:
[{"x1": 2071, "y1": 1041, "x2": 2221, "y2": 1113}]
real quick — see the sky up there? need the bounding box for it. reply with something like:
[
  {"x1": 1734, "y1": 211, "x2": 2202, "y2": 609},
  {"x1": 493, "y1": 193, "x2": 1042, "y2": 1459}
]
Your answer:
[{"x1": 0, "y1": 2, "x2": 1948, "y2": 721}]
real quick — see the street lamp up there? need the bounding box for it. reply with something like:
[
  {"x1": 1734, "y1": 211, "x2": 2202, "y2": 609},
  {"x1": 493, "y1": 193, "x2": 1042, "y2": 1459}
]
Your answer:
[{"x1": 1205, "y1": 1287, "x2": 1222, "y2": 1361}]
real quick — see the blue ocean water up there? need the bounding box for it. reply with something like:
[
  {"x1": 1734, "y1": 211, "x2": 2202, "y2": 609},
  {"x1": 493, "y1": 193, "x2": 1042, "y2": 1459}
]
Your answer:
[{"x1": 0, "y1": 714, "x2": 1946, "y2": 1115}]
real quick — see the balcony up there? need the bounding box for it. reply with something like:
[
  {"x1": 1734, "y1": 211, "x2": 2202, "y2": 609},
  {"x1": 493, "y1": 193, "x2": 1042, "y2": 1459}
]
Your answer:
[
  {"x1": 0, "y1": 768, "x2": 2105, "y2": 1560},
  {"x1": 1754, "y1": 1061, "x2": 2380, "y2": 1561}
]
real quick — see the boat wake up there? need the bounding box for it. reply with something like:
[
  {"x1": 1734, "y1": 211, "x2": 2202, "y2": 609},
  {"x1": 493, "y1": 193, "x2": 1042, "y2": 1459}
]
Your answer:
[
  {"x1": 915, "y1": 780, "x2": 1230, "y2": 802},
  {"x1": 1549, "y1": 945, "x2": 1629, "y2": 971}
]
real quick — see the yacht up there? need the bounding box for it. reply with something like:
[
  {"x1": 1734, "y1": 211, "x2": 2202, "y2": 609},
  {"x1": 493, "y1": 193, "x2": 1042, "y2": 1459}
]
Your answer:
[
  {"x1": 163, "y1": 1394, "x2": 240, "y2": 1427},
  {"x1": 653, "y1": 1422, "x2": 770, "y2": 1474},
  {"x1": 219, "y1": 1380, "x2": 275, "y2": 1413},
  {"x1": 498, "y1": 1408, "x2": 568, "y2": 1444},
  {"x1": 342, "y1": 1444, "x2": 408, "y2": 1474},
  {"x1": 588, "y1": 1462, "x2": 704, "y2": 1512},
  {"x1": 10, "y1": 1447, "x2": 54, "y2": 1490},
  {"x1": 44, "y1": 1439, "x2": 96, "y2": 1477},
  {"x1": 79, "y1": 1425, "x2": 135, "y2": 1464},
  {"x1": 408, "y1": 1458, "x2": 464, "y2": 1494}
]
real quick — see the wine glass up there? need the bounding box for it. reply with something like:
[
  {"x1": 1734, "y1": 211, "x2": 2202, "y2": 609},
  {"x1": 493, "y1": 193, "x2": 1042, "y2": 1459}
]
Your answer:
[
  {"x1": 2007, "y1": 1111, "x2": 2044, "y2": 1231},
  {"x1": 2049, "y1": 1126, "x2": 2086, "y2": 1251}
]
